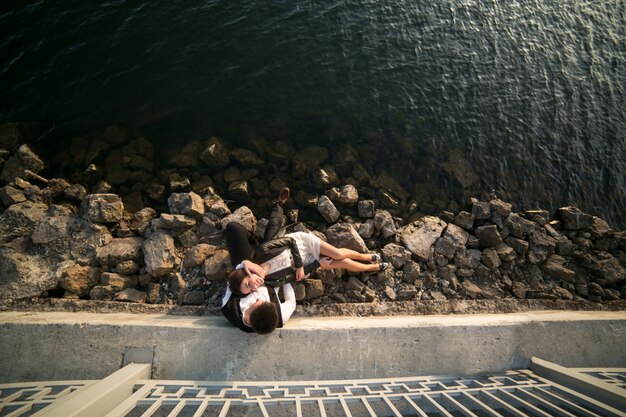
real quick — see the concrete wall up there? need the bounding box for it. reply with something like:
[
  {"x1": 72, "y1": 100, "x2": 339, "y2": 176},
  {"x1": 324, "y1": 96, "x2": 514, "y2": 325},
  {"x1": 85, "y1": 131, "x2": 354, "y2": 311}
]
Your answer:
[{"x1": 0, "y1": 311, "x2": 624, "y2": 383}]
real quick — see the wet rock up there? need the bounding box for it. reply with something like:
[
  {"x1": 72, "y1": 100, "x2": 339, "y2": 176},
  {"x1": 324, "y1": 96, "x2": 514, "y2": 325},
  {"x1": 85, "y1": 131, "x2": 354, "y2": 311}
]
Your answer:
[
  {"x1": 441, "y1": 149, "x2": 479, "y2": 188},
  {"x1": 143, "y1": 230, "x2": 178, "y2": 277},
  {"x1": 317, "y1": 195, "x2": 340, "y2": 223},
  {"x1": 221, "y1": 206, "x2": 256, "y2": 232},
  {"x1": 475, "y1": 225, "x2": 503, "y2": 247},
  {"x1": 543, "y1": 255, "x2": 576, "y2": 283},
  {"x1": 96, "y1": 237, "x2": 144, "y2": 267},
  {"x1": 168, "y1": 192, "x2": 205, "y2": 218},
  {"x1": 399, "y1": 216, "x2": 446, "y2": 261},
  {"x1": 183, "y1": 243, "x2": 217, "y2": 269},
  {"x1": 454, "y1": 211, "x2": 474, "y2": 230},
  {"x1": 169, "y1": 173, "x2": 191, "y2": 192},
  {"x1": 373, "y1": 210, "x2": 397, "y2": 239},
  {"x1": 556, "y1": 236, "x2": 574, "y2": 256},
  {"x1": 325, "y1": 223, "x2": 368, "y2": 253},
  {"x1": 145, "y1": 182, "x2": 165, "y2": 200},
  {"x1": 304, "y1": 279, "x2": 324, "y2": 299},
  {"x1": 152, "y1": 214, "x2": 197, "y2": 230},
  {"x1": 101, "y1": 272, "x2": 138, "y2": 291},
  {"x1": 200, "y1": 137, "x2": 230, "y2": 169},
  {"x1": 313, "y1": 166, "x2": 339, "y2": 189},
  {"x1": 337, "y1": 184, "x2": 358, "y2": 204},
  {"x1": 381, "y1": 243, "x2": 412, "y2": 269},
  {"x1": 0, "y1": 185, "x2": 26, "y2": 205},
  {"x1": 203, "y1": 249, "x2": 231, "y2": 280},
  {"x1": 373, "y1": 171, "x2": 408, "y2": 202},
  {"x1": 558, "y1": 206, "x2": 594, "y2": 230},
  {"x1": 1, "y1": 144, "x2": 45, "y2": 184},
  {"x1": 115, "y1": 288, "x2": 147, "y2": 303},
  {"x1": 81, "y1": 194, "x2": 124, "y2": 223},
  {"x1": 59, "y1": 264, "x2": 100, "y2": 297},
  {"x1": 170, "y1": 140, "x2": 203, "y2": 168},
  {"x1": 511, "y1": 282, "x2": 527, "y2": 299}
]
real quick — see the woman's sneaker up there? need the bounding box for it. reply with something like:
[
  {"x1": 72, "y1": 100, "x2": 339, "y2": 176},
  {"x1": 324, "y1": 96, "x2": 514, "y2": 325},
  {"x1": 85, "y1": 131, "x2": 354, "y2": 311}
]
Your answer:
[
  {"x1": 379, "y1": 262, "x2": 389, "y2": 271},
  {"x1": 371, "y1": 253, "x2": 382, "y2": 263}
]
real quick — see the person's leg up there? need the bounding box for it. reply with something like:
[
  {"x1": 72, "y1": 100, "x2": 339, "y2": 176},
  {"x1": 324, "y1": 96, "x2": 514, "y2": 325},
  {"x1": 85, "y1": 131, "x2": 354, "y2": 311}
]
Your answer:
[
  {"x1": 225, "y1": 222, "x2": 255, "y2": 265},
  {"x1": 319, "y1": 240, "x2": 375, "y2": 263},
  {"x1": 263, "y1": 202, "x2": 285, "y2": 242},
  {"x1": 320, "y1": 258, "x2": 381, "y2": 272}
]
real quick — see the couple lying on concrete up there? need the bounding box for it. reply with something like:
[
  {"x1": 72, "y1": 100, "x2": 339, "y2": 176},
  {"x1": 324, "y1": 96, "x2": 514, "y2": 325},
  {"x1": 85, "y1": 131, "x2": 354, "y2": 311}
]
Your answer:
[{"x1": 221, "y1": 187, "x2": 388, "y2": 334}]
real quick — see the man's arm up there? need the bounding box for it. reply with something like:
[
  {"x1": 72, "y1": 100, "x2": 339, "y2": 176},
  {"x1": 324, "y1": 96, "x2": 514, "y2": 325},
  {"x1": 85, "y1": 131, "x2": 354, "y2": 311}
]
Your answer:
[
  {"x1": 279, "y1": 283, "x2": 296, "y2": 323},
  {"x1": 255, "y1": 237, "x2": 304, "y2": 268}
]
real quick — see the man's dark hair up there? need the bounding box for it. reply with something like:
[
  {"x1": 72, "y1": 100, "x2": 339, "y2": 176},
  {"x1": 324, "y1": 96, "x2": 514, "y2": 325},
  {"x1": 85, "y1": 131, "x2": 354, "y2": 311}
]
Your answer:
[
  {"x1": 250, "y1": 301, "x2": 278, "y2": 334},
  {"x1": 228, "y1": 269, "x2": 247, "y2": 297}
]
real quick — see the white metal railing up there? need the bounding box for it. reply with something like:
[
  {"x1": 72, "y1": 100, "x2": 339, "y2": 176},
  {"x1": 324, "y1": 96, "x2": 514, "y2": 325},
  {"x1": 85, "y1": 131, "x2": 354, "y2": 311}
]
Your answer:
[{"x1": 1, "y1": 360, "x2": 624, "y2": 417}]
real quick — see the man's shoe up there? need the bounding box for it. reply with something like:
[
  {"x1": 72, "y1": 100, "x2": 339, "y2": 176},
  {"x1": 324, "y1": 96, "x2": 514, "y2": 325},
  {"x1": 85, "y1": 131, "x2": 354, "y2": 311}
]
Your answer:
[{"x1": 278, "y1": 187, "x2": 290, "y2": 205}]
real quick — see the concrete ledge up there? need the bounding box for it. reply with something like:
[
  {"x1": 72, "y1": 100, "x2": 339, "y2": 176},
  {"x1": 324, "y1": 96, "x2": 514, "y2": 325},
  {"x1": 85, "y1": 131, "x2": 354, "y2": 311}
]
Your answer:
[{"x1": 1, "y1": 311, "x2": 624, "y2": 383}]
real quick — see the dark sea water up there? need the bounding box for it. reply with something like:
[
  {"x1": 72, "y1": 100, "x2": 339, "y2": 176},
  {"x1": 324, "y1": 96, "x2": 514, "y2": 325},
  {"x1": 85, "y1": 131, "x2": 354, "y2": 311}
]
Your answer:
[{"x1": 1, "y1": 1, "x2": 624, "y2": 227}]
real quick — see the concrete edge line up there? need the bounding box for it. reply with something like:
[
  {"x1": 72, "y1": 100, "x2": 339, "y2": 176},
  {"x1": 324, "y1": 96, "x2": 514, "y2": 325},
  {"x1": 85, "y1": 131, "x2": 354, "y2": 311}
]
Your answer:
[
  {"x1": 530, "y1": 357, "x2": 626, "y2": 413},
  {"x1": 30, "y1": 363, "x2": 150, "y2": 417}
]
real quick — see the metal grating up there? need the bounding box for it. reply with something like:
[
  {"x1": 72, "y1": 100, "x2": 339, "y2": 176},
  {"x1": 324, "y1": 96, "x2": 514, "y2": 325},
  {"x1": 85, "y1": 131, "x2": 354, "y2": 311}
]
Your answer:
[
  {"x1": 575, "y1": 369, "x2": 626, "y2": 390},
  {"x1": 104, "y1": 370, "x2": 624, "y2": 417},
  {"x1": 0, "y1": 381, "x2": 93, "y2": 417}
]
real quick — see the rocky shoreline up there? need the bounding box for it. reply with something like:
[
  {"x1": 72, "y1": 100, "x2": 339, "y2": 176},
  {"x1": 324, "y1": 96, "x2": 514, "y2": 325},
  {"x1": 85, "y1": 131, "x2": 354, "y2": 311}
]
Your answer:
[{"x1": 0, "y1": 123, "x2": 625, "y2": 313}]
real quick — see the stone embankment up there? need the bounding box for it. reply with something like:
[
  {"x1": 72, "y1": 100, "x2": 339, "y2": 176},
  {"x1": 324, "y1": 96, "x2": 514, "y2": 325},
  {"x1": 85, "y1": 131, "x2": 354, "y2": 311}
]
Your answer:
[{"x1": 0, "y1": 125, "x2": 624, "y2": 311}]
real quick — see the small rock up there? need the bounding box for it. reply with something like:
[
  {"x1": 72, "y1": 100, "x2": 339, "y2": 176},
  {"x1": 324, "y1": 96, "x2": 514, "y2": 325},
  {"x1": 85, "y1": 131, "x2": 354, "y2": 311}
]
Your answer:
[
  {"x1": 489, "y1": 199, "x2": 512, "y2": 217},
  {"x1": 200, "y1": 137, "x2": 230, "y2": 169},
  {"x1": 373, "y1": 210, "x2": 397, "y2": 239},
  {"x1": 183, "y1": 243, "x2": 217, "y2": 269},
  {"x1": 101, "y1": 272, "x2": 138, "y2": 291},
  {"x1": 81, "y1": 194, "x2": 124, "y2": 223},
  {"x1": 115, "y1": 288, "x2": 147, "y2": 303},
  {"x1": 511, "y1": 282, "x2": 527, "y2": 299},
  {"x1": 402, "y1": 261, "x2": 421, "y2": 284},
  {"x1": 96, "y1": 237, "x2": 144, "y2": 267},
  {"x1": 90, "y1": 285, "x2": 114, "y2": 301},
  {"x1": 399, "y1": 216, "x2": 447, "y2": 261},
  {"x1": 357, "y1": 219, "x2": 375, "y2": 239},
  {"x1": 443, "y1": 223, "x2": 469, "y2": 246},
  {"x1": 325, "y1": 223, "x2": 368, "y2": 253},
  {"x1": 152, "y1": 213, "x2": 197, "y2": 230},
  {"x1": 454, "y1": 211, "x2": 474, "y2": 230},
  {"x1": 63, "y1": 184, "x2": 88, "y2": 201},
  {"x1": 384, "y1": 286, "x2": 397, "y2": 301},
  {"x1": 304, "y1": 279, "x2": 324, "y2": 299},
  {"x1": 182, "y1": 290, "x2": 205, "y2": 305},
  {"x1": 143, "y1": 231, "x2": 178, "y2": 277},
  {"x1": 553, "y1": 287, "x2": 574, "y2": 300},
  {"x1": 59, "y1": 264, "x2": 100, "y2": 297},
  {"x1": 317, "y1": 195, "x2": 340, "y2": 223},
  {"x1": 1, "y1": 144, "x2": 45, "y2": 183},
  {"x1": 358, "y1": 200, "x2": 376, "y2": 218},
  {"x1": 0, "y1": 185, "x2": 26, "y2": 205},
  {"x1": 471, "y1": 201, "x2": 491, "y2": 220},
  {"x1": 482, "y1": 248, "x2": 501, "y2": 270},
  {"x1": 203, "y1": 249, "x2": 231, "y2": 280},
  {"x1": 475, "y1": 225, "x2": 503, "y2": 247},
  {"x1": 382, "y1": 243, "x2": 412, "y2": 269},
  {"x1": 558, "y1": 206, "x2": 594, "y2": 230},
  {"x1": 337, "y1": 184, "x2": 358, "y2": 204},
  {"x1": 543, "y1": 255, "x2": 576, "y2": 283},
  {"x1": 116, "y1": 260, "x2": 140, "y2": 275},
  {"x1": 168, "y1": 192, "x2": 205, "y2": 218}
]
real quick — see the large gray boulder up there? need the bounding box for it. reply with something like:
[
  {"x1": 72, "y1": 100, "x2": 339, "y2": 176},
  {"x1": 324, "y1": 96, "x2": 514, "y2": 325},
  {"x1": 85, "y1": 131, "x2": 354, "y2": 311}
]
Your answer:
[
  {"x1": 143, "y1": 230, "x2": 178, "y2": 277},
  {"x1": 325, "y1": 223, "x2": 368, "y2": 253},
  {"x1": 399, "y1": 216, "x2": 447, "y2": 261}
]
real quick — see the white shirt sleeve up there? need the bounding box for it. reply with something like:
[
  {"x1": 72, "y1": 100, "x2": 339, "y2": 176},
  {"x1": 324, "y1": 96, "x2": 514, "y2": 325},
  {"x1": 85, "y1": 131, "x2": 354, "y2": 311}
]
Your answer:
[{"x1": 279, "y1": 283, "x2": 297, "y2": 323}]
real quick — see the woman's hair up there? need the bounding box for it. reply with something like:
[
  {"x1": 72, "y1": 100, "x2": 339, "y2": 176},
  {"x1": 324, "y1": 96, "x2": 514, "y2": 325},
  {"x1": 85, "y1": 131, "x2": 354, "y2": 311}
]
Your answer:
[
  {"x1": 228, "y1": 268, "x2": 248, "y2": 297},
  {"x1": 250, "y1": 301, "x2": 278, "y2": 334}
]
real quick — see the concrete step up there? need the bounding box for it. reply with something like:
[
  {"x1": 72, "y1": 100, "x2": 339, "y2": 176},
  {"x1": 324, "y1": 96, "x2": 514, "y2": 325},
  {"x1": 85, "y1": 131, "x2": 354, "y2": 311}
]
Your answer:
[{"x1": 1, "y1": 310, "x2": 624, "y2": 383}]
